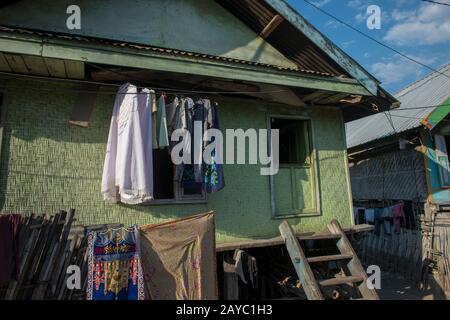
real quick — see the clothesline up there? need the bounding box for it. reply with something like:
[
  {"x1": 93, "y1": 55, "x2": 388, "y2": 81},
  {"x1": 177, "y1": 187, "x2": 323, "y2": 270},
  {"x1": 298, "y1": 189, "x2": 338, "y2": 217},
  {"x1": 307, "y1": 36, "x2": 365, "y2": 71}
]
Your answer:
[{"x1": 0, "y1": 70, "x2": 289, "y2": 96}]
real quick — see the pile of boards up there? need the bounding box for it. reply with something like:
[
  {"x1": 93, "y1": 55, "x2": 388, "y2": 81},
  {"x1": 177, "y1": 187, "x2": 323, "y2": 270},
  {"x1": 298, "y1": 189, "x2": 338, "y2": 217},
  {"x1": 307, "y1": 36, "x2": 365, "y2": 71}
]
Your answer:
[{"x1": 0, "y1": 210, "x2": 120, "y2": 300}]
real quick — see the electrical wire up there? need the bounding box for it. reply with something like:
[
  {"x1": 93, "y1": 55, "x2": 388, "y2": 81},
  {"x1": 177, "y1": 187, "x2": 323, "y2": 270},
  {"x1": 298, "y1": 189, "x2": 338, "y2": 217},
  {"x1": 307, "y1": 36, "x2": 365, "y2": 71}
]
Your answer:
[
  {"x1": 302, "y1": 0, "x2": 450, "y2": 80},
  {"x1": 420, "y1": 0, "x2": 450, "y2": 6}
]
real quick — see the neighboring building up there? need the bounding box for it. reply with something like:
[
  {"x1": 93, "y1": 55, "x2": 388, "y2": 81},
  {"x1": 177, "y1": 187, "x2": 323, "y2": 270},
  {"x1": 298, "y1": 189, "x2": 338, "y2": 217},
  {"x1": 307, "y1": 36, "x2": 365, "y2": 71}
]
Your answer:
[
  {"x1": 0, "y1": 0, "x2": 395, "y2": 245},
  {"x1": 346, "y1": 63, "x2": 450, "y2": 204}
]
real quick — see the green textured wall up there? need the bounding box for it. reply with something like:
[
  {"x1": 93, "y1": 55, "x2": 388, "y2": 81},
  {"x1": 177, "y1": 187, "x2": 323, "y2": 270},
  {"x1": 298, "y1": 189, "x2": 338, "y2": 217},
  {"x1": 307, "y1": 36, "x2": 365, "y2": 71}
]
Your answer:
[{"x1": 0, "y1": 78, "x2": 353, "y2": 244}]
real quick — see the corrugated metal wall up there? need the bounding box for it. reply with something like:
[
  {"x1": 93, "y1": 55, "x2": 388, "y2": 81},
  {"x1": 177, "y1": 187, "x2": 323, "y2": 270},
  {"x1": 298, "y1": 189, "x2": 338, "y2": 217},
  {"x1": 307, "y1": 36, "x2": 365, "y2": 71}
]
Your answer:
[{"x1": 350, "y1": 148, "x2": 428, "y2": 201}]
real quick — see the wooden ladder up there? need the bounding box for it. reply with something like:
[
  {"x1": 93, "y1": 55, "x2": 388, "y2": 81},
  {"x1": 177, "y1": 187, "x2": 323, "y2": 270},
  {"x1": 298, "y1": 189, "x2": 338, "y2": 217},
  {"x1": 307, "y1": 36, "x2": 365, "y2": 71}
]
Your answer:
[{"x1": 279, "y1": 219, "x2": 380, "y2": 300}]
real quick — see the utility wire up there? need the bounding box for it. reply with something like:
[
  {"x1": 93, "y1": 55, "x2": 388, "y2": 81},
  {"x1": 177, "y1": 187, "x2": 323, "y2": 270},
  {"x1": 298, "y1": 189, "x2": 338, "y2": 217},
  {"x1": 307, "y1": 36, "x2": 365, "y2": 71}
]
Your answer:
[
  {"x1": 302, "y1": 0, "x2": 450, "y2": 80},
  {"x1": 421, "y1": 0, "x2": 450, "y2": 6}
]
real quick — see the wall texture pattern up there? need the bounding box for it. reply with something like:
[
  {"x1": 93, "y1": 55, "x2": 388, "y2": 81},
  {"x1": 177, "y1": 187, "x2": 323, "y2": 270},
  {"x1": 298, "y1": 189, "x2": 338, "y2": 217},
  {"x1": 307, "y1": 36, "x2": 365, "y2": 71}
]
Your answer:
[{"x1": 0, "y1": 79, "x2": 352, "y2": 243}]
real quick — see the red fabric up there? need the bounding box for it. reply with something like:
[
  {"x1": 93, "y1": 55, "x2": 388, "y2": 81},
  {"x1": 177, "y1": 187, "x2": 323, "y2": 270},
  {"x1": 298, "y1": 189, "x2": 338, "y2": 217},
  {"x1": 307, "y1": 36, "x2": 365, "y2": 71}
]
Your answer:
[
  {"x1": 392, "y1": 203, "x2": 405, "y2": 234},
  {"x1": 0, "y1": 214, "x2": 22, "y2": 286}
]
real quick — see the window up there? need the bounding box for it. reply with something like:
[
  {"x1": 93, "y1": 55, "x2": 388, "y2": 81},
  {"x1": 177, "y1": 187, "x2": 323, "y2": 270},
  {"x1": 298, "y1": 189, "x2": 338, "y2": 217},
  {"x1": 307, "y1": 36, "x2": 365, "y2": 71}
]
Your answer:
[
  {"x1": 269, "y1": 115, "x2": 319, "y2": 218},
  {"x1": 435, "y1": 134, "x2": 450, "y2": 187},
  {"x1": 271, "y1": 118, "x2": 312, "y2": 165},
  {"x1": 150, "y1": 150, "x2": 206, "y2": 204}
]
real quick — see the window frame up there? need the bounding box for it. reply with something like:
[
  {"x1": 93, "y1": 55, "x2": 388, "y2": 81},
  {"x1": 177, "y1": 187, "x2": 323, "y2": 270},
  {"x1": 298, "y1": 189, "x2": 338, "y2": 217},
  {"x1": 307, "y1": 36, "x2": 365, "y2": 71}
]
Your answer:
[
  {"x1": 143, "y1": 165, "x2": 207, "y2": 206},
  {"x1": 267, "y1": 114, "x2": 321, "y2": 219},
  {"x1": 434, "y1": 134, "x2": 450, "y2": 187}
]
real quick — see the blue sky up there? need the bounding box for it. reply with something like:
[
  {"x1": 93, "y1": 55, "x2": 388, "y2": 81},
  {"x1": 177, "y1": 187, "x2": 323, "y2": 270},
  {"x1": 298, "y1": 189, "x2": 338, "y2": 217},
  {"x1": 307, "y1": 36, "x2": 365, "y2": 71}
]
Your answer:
[{"x1": 286, "y1": 0, "x2": 450, "y2": 94}]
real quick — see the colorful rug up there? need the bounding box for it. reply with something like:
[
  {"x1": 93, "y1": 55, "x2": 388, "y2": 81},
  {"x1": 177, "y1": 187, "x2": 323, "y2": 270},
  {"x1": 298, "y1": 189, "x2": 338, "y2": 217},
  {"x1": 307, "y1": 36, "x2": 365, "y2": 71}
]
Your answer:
[{"x1": 86, "y1": 226, "x2": 145, "y2": 300}]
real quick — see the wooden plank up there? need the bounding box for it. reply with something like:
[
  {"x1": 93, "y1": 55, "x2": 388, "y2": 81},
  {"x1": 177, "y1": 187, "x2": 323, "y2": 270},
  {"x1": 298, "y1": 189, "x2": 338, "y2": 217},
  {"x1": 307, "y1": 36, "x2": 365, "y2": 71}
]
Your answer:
[
  {"x1": 327, "y1": 220, "x2": 380, "y2": 300},
  {"x1": 64, "y1": 60, "x2": 85, "y2": 79},
  {"x1": 260, "y1": 14, "x2": 284, "y2": 39},
  {"x1": 0, "y1": 52, "x2": 12, "y2": 72},
  {"x1": 216, "y1": 224, "x2": 372, "y2": 252},
  {"x1": 319, "y1": 275, "x2": 364, "y2": 287},
  {"x1": 279, "y1": 220, "x2": 324, "y2": 300},
  {"x1": 3, "y1": 54, "x2": 28, "y2": 74},
  {"x1": 22, "y1": 55, "x2": 49, "y2": 76},
  {"x1": 264, "y1": 0, "x2": 379, "y2": 95},
  {"x1": 317, "y1": 93, "x2": 349, "y2": 105},
  {"x1": 307, "y1": 254, "x2": 353, "y2": 263},
  {"x1": 44, "y1": 57, "x2": 67, "y2": 78}
]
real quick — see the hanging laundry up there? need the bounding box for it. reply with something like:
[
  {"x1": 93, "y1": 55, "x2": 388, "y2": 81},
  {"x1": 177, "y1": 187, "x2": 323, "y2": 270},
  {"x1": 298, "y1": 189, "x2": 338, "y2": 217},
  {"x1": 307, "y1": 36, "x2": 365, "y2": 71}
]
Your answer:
[
  {"x1": 139, "y1": 212, "x2": 217, "y2": 300},
  {"x1": 192, "y1": 98, "x2": 208, "y2": 183},
  {"x1": 101, "y1": 83, "x2": 154, "y2": 204},
  {"x1": 234, "y1": 249, "x2": 258, "y2": 289},
  {"x1": 156, "y1": 95, "x2": 170, "y2": 149},
  {"x1": 0, "y1": 214, "x2": 22, "y2": 287},
  {"x1": 174, "y1": 98, "x2": 194, "y2": 182},
  {"x1": 150, "y1": 90, "x2": 158, "y2": 149},
  {"x1": 364, "y1": 208, "x2": 375, "y2": 224},
  {"x1": 203, "y1": 102, "x2": 224, "y2": 193},
  {"x1": 86, "y1": 226, "x2": 145, "y2": 300},
  {"x1": 392, "y1": 202, "x2": 406, "y2": 234}
]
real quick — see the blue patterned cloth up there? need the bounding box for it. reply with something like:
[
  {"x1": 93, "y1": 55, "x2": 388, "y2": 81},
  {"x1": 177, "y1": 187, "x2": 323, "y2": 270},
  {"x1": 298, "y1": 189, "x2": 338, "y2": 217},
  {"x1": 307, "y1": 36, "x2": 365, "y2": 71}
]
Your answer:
[{"x1": 86, "y1": 226, "x2": 145, "y2": 300}]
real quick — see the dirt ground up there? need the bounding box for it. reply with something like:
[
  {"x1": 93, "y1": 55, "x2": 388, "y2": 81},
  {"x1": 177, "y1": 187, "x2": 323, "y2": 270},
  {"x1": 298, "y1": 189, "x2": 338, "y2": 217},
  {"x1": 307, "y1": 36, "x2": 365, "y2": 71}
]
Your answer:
[{"x1": 377, "y1": 272, "x2": 449, "y2": 300}]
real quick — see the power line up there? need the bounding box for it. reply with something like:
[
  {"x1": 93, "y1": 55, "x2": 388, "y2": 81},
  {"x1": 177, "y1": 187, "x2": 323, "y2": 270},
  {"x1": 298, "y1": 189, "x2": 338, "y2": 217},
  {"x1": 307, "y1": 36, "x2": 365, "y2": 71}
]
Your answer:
[
  {"x1": 302, "y1": 0, "x2": 450, "y2": 80},
  {"x1": 421, "y1": 0, "x2": 450, "y2": 6}
]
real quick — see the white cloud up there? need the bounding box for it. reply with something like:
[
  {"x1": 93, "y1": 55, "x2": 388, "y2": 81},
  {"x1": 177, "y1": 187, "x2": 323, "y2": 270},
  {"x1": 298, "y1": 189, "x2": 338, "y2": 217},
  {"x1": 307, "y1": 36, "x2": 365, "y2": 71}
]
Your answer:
[
  {"x1": 311, "y1": 0, "x2": 332, "y2": 7},
  {"x1": 371, "y1": 54, "x2": 437, "y2": 85},
  {"x1": 384, "y1": 1, "x2": 450, "y2": 45},
  {"x1": 341, "y1": 40, "x2": 356, "y2": 48},
  {"x1": 324, "y1": 19, "x2": 340, "y2": 29}
]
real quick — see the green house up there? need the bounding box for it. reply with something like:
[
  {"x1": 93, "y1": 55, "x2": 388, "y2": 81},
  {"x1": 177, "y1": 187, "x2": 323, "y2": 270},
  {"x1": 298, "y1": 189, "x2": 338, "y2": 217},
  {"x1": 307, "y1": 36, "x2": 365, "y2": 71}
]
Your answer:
[{"x1": 0, "y1": 0, "x2": 395, "y2": 245}]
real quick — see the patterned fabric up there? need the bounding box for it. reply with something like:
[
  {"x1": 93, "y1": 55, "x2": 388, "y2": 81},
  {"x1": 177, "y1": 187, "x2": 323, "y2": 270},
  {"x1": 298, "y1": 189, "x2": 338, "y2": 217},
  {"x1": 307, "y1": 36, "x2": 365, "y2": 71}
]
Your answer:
[
  {"x1": 203, "y1": 102, "x2": 224, "y2": 193},
  {"x1": 87, "y1": 226, "x2": 145, "y2": 300}
]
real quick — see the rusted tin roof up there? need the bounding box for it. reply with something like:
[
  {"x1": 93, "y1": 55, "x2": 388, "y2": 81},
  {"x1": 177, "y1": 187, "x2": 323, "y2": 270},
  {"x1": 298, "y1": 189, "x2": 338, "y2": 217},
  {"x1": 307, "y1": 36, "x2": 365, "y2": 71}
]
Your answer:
[
  {"x1": 0, "y1": 25, "x2": 336, "y2": 77},
  {"x1": 216, "y1": 0, "x2": 348, "y2": 77}
]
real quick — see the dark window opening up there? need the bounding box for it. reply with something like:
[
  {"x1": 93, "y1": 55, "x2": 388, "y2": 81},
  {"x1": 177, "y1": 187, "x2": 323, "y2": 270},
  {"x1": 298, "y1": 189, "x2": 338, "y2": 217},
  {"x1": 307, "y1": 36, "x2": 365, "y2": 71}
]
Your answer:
[
  {"x1": 152, "y1": 149, "x2": 174, "y2": 200},
  {"x1": 271, "y1": 118, "x2": 312, "y2": 165},
  {"x1": 151, "y1": 151, "x2": 204, "y2": 202}
]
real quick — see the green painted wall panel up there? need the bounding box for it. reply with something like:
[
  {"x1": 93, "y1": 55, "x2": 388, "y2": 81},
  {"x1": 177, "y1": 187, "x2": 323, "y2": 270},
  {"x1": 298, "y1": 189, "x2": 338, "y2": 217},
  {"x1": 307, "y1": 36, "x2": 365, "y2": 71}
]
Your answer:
[
  {"x1": 0, "y1": 0, "x2": 297, "y2": 69},
  {"x1": 0, "y1": 79, "x2": 352, "y2": 244}
]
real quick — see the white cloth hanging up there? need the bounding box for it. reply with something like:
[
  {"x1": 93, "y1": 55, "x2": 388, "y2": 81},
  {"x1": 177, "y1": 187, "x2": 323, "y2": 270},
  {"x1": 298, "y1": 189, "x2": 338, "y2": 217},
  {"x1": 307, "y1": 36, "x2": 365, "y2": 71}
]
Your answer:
[{"x1": 101, "y1": 83, "x2": 154, "y2": 204}]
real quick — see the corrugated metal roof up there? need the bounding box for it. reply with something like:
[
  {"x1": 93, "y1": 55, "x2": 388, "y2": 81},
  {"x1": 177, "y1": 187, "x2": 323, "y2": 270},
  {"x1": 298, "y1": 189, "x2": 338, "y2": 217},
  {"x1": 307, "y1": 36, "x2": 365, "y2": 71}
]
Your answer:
[
  {"x1": 0, "y1": 25, "x2": 336, "y2": 77},
  {"x1": 216, "y1": 0, "x2": 348, "y2": 78},
  {"x1": 346, "y1": 63, "x2": 450, "y2": 149}
]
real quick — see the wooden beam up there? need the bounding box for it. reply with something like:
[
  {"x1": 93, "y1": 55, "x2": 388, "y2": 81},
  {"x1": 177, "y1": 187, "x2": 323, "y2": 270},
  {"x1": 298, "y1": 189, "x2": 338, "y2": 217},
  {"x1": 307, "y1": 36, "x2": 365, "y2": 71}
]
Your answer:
[
  {"x1": 260, "y1": 14, "x2": 284, "y2": 39},
  {"x1": 216, "y1": 224, "x2": 374, "y2": 252},
  {"x1": 3, "y1": 53, "x2": 28, "y2": 74},
  {"x1": 0, "y1": 53, "x2": 12, "y2": 72},
  {"x1": 64, "y1": 60, "x2": 84, "y2": 79},
  {"x1": 302, "y1": 91, "x2": 330, "y2": 103},
  {"x1": 317, "y1": 92, "x2": 349, "y2": 105},
  {"x1": 22, "y1": 55, "x2": 49, "y2": 76},
  {"x1": 264, "y1": 0, "x2": 379, "y2": 95},
  {"x1": 0, "y1": 33, "x2": 371, "y2": 96},
  {"x1": 45, "y1": 57, "x2": 67, "y2": 78}
]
